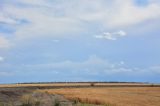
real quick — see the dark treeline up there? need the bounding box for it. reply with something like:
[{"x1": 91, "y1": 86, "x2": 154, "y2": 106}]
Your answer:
[{"x1": 15, "y1": 81, "x2": 148, "y2": 84}]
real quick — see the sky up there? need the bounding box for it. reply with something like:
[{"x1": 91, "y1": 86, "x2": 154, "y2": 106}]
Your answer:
[{"x1": 0, "y1": 0, "x2": 160, "y2": 83}]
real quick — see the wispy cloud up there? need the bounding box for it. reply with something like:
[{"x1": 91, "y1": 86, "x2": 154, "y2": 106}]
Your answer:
[
  {"x1": 150, "y1": 65, "x2": 160, "y2": 74},
  {"x1": 52, "y1": 39, "x2": 60, "y2": 43},
  {"x1": 0, "y1": 56, "x2": 4, "y2": 62},
  {"x1": 0, "y1": 55, "x2": 159, "y2": 82},
  {"x1": 2, "y1": 2, "x2": 85, "y2": 40},
  {"x1": 22, "y1": 55, "x2": 138, "y2": 76},
  {"x1": 0, "y1": 0, "x2": 159, "y2": 40},
  {"x1": 95, "y1": 30, "x2": 126, "y2": 40},
  {"x1": 0, "y1": 13, "x2": 17, "y2": 25},
  {"x1": 0, "y1": 36, "x2": 10, "y2": 49},
  {"x1": 0, "y1": 71, "x2": 13, "y2": 77},
  {"x1": 11, "y1": 55, "x2": 160, "y2": 78}
]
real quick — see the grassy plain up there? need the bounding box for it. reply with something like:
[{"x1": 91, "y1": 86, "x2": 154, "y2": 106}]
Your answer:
[
  {"x1": 39, "y1": 87, "x2": 160, "y2": 106},
  {"x1": 0, "y1": 83, "x2": 160, "y2": 106}
]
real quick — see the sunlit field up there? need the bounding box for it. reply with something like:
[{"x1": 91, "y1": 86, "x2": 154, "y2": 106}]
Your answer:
[
  {"x1": 0, "y1": 83, "x2": 160, "y2": 106},
  {"x1": 39, "y1": 87, "x2": 160, "y2": 106}
]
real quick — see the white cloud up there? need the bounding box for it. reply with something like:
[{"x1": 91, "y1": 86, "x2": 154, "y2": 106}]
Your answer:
[
  {"x1": 0, "y1": 13, "x2": 17, "y2": 25},
  {"x1": 24, "y1": 55, "x2": 134, "y2": 75},
  {"x1": 120, "y1": 61, "x2": 125, "y2": 65},
  {"x1": 58, "y1": 0, "x2": 160, "y2": 28},
  {"x1": 0, "y1": 71, "x2": 13, "y2": 77},
  {"x1": 3, "y1": 3, "x2": 85, "y2": 40},
  {"x1": 114, "y1": 30, "x2": 126, "y2": 36},
  {"x1": 1, "y1": 55, "x2": 159, "y2": 79},
  {"x1": 104, "y1": 0, "x2": 160, "y2": 28},
  {"x1": 0, "y1": 56, "x2": 4, "y2": 62},
  {"x1": 150, "y1": 65, "x2": 160, "y2": 74},
  {"x1": 0, "y1": 36, "x2": 10, "y2": 49},
  {"x1": 0, "y1": 0, "x2": 159, "y2": 41},
  {"x1": 15, "y1": 0, "x2": 49, "y2": 6},
  {"x1": 52, "y1": 39, "x2": 59, "y2": 43},
  {"x1": 95, "y1": 30, "x2": 127, "y2": 40},
  {"x1": 22, "y1": 55, "x2": 160, "y2": 76}
]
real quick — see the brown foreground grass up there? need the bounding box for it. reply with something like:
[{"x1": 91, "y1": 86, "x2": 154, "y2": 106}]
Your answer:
[{"x1": 39, "y1": 87, "x2": 160, "y2": 106}]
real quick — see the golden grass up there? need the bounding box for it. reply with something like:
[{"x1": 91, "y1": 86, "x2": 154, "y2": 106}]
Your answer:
[{"x1": 39, "y1": 87, "x2": 160, "y2": 106}]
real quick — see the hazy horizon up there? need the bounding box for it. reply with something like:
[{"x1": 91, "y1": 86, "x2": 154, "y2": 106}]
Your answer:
[{"x1": 0, "y1": 0, "x2": 160, "y2": 83}]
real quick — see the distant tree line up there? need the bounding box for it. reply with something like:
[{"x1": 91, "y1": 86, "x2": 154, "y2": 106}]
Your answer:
[{"x1": 15, "y1": 81, "x2": 148, "y2": 84}]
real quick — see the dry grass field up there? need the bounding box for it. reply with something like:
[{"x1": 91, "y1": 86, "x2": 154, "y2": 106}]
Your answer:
[
  {"x1": 0, "y1": 83, "x2": 160, "y2": 106},
  {"x1": 39, "y1": 87, "x2": 160, "y2": 106}
]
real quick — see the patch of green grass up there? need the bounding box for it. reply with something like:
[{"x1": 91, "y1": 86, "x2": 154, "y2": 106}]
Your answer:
[
  {"x1": 105, "y1": 103, "x2": 117, "y2": 106},
  {"x1": 0, "y1": 102, "x2": 15, "y2": 106},
  {"x1": 79, "y1": 103, "x2": 91, "y2": 106},
  {"x1": 53, "y1": 98, "x2": 60, "y2": 106},
  {"x1": 0, "y1": 102, "x2": 4, "y2": 106},
  {"x1": 75, "y1": 102, "x2": 116, "y2": 106}
]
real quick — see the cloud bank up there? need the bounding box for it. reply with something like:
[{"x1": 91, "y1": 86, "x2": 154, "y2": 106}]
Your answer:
[
  {"x1": 16, "y1": 55, "x2": 157, "y2": 77},
  {"x1": 0, "y1": 0, "x2": 159, "y2": 41}
]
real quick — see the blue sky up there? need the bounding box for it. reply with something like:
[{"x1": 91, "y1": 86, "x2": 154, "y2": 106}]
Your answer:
[{"x1": 0, "y1": 0, "x2": 160, "y2": 83}]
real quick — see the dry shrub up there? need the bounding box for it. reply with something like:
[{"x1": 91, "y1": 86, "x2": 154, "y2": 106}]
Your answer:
[
  {"x1": 21, "y1": 94, "x2": 41, "y2": 106},
  {"x1": 21, "y1": 94, "x2": 33, "y2": 105},
  {"x1": 67, "y1": 96, "x2": 105, "y2": 105},
  {"x1": 90, "y1": 83, "x2": 95, "y2": 87}
]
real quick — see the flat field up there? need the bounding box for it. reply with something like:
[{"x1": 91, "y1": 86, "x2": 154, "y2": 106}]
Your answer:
[
  {"x1": 0, "y1": 83, "x2": 160, "y2": 106},
  {"x1": 39, "y1": 86, "x2": 160, "y2": 106}
]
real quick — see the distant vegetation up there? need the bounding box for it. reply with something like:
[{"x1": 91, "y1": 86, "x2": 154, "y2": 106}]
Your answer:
[
  {"x1": 39, "y1": 87, "x2": 160, "y2": 106},
  {"x1": 15, "y1": 81, "x2": 148, "y2": 84}
]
